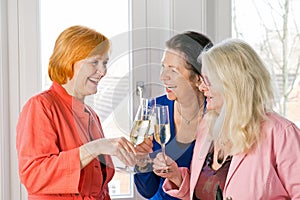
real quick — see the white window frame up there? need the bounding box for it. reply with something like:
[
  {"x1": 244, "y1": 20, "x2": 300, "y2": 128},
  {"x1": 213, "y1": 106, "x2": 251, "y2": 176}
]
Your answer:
[{"x1": 0, "y1": 0, "x2": 231, "y2": 199}]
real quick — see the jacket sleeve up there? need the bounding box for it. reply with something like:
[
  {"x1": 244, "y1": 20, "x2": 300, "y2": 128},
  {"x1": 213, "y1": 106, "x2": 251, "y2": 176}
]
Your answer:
[
  {"x1": 162, "y1": 167, "x2": 190, "y2": 200},
  {"x1": 16, "y1": 97, "x2": 81, "y2": 194},
  {"x1": 134, "y1": 171, "x2": 161, "y2": 198},
  {"x1": 274, "y1": 123, "x2": 300, "y2": 199}
]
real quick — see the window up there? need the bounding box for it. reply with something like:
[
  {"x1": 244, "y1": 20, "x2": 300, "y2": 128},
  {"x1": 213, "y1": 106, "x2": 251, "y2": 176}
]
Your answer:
[
  {"x1": 40, "y1": 0, "x2": 135, "y2": 198},
  {"x1": 232, "y1": 0, "x2": 300, "y2": 126}
]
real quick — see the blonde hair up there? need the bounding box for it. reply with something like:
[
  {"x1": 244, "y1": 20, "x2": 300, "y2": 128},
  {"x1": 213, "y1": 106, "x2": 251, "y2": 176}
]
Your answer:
[
  {"x1": 48, "y1": 25, "x2": 110, "y2": 84},
  {"x1": 200, "y1": 39, "x2": 274, "y2": 154}
]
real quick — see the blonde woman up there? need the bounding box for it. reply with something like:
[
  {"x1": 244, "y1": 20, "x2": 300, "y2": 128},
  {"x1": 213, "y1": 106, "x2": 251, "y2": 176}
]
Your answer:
[{"x1": 154, "y1": 39, "x2": 300, "y2": 199}]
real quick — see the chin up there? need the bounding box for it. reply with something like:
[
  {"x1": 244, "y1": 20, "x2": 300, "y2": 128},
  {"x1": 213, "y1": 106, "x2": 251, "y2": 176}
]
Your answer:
[
  {"x1": 87, "y1": 86, "x2": 98, "y2": 94},
  {"x1": 92, "y1": 90, "x2": 98, "y2": 95},
  {"x1": 87, "y1": 90, "x2": 97, "y2": 95},
  {"x1": 166, "y1": 93, "x2": 177, "y2": 101}
]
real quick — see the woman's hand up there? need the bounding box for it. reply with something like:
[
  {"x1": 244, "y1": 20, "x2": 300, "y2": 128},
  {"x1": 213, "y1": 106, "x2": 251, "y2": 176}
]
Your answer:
[
  {"x1": 152, "y1": 153, "x2": 183, "y2": 188},
  {"x1": 135, "y1": 136, "x2": 153, "y2": 154},
  {"x1": 134, "y1": 136, "x2": 153, "y2": 169},
  {"x1": 80, "y1": 137, "x2": 136, "y2": 168},
  {"x1": 98, "y1": 137, "x2": 137, "y2": 166}
]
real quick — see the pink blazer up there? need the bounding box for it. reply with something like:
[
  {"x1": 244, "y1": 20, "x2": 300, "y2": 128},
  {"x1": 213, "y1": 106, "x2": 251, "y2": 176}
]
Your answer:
[{"x1": 163, "y1": 112, "x2": 300, "y2": 199}]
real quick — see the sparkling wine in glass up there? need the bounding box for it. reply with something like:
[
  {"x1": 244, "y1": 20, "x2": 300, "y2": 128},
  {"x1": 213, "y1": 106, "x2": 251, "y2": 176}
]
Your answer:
[
  {"x1": 131, "y1": 98, "x2": 156, "y2": 172},
  {"x1": 130, "y1": 98, "x2": 156, "y2": 144},
  {"x1": 116, "y1": 98, "x2": 155, "y2": 173},
  {"x1": 130, "y1": 118, "x2": 151, "y2": 146},
  {"x1": 154, "y1": 105, "x2": 171, "y2": 167}
]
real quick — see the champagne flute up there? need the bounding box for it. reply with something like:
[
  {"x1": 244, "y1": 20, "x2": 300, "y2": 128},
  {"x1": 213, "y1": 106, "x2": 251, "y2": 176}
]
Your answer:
[
  {"x1": 117, "y1": 98, "x2": 155, "y2": 173},
  {"x1": 130, "y1": 98, "x2": 156, "y2": 172},
  {"x1": 130, "y1": 98, "x2": 156, "y2": 145},
  {"x1": 154, "y1": 105, "x2": 171, "y2": 172}
]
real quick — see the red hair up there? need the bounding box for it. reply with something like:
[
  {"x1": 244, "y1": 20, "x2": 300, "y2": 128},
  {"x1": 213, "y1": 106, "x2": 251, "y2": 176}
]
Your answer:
[{"x1": 48, "y1": 25, "x2": 110, "y2": 84}]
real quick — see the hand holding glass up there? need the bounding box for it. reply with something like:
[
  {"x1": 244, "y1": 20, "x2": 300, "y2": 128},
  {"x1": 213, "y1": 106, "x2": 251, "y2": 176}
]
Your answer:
[
  {"x1": 130, "y1": 98, "x2": 156, "y2": 172},
  {"x1": 116, "y1": 98, "x2": 155, "y2": 173}
]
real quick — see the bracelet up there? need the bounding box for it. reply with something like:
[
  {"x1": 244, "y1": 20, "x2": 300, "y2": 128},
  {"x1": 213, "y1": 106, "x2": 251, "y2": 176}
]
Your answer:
[{"x1": 134, "y1": 162, "x2": 153, "y2": 173}]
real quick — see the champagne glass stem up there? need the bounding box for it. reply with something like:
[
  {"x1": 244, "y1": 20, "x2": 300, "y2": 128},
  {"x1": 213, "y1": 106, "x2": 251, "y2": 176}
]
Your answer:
[{"x1": 162, "y1": 144, "x2": 167, "y2": 161}]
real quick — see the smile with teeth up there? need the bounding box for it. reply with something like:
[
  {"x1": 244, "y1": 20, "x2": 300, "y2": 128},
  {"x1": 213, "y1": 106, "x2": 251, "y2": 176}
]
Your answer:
[
  {"x1": 88, "y1": 77, "x2": 99, "y2": 84},
  {"x1": 167, "y1": 86, "x2": 177, "y2": 89}
]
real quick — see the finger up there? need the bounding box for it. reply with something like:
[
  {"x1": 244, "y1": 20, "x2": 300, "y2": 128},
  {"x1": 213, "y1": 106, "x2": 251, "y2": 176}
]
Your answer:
[
  {"x1": 154, "y1": 155, "x2": 168, "y2": 166},
  {"x1": 119, "y1": 137, "x2": 136, "y2": 154},
  {"x1": 136, "y1": 142, "x2": 153, "y2": 153},
  {"x1": 118, "y1": 139, "x2": 138, "y2": 166},
  {"x1": 144, "y1": 136, "x2": 153, "y2": 144},
  {"x1": 153, "y1": 167, "x2": 172, "y2": 177},
  {"x1": 149, "y1": 135, "x2": 154, "y2": 141},
  {"x1": 152, "y1": 157, "x2": 163, "y2": 165},
  {"x1": 155, "y1": 153, "x2": 168, "y2": 162},
  {"x1": 135, "y1": 143, "x2": 147, "y2": 152},
  {"x1": 152, "y1": 160, "x2": 168, "y2": 169},
  {"x1": 157, "y1": 153, "x2": 174, "y2": 166},
  {"x1": 166, "y1": 157, "x2": 176, "y2": 166},
  {"x1": 118, "y1": 148, "x2": 135, "y2": 166}
]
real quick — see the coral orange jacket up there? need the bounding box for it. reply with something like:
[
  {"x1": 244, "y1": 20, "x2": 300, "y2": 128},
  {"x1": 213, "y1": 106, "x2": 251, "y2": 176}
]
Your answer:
[{"x1": 16, "y1": 82, "x2": 114, "y2": 200}]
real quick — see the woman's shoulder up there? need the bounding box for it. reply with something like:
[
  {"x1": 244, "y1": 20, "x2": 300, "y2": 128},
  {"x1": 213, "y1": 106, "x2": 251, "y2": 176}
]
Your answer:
[
  {"x1": 265, "y1": 112, "x2": 296, "y2": 128},
  {"x1": 23, "y1": 87, "x2": 59, "y2": 111},
  {"x1": 263, "y1": 111, "x2": 300, "y2": 138},
  {"x1": 27, "y1": 89, "x2": 49, "y2": 102}
]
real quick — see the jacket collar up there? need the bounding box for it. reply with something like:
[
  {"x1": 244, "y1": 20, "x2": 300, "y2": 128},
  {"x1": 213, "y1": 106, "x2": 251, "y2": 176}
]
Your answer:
[{"x1": 51, "y1": 81, "x2": 87, "y2": 118}]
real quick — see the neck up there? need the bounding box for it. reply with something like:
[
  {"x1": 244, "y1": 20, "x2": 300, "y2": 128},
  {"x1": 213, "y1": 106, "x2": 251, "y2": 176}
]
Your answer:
[
  {"x1": 175, "y1": 94, "x2": 205, "y2": 125},
  {"x1": 62, "y1": 84, "x2": 85, "y2": 103}
]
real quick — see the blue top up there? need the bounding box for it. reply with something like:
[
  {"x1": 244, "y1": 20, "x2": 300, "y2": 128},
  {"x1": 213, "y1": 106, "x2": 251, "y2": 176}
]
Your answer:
[{"x1": 134, "y1": 95, "x2": 197, "y2": 200}]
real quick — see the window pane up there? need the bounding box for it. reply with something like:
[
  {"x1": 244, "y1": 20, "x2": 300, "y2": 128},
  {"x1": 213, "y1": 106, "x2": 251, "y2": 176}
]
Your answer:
[
  {"x1": 232, "y1": 0, "x2": 300, "y2": 126},
  {"x1": 40, "y1": 0, "x2": 134, "y2": 198}
]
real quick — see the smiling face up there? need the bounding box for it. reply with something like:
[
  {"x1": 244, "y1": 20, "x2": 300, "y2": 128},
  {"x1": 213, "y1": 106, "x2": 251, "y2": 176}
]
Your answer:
[
  {"x1": 160, "y1": 49, "x2": 199, "y2": 102},
  {"x1": 63, "y1": 53, "x2": 109, "y2": 102},
  {"x1": 198, "y1": 72, "x2": 224, "y2": 113}
]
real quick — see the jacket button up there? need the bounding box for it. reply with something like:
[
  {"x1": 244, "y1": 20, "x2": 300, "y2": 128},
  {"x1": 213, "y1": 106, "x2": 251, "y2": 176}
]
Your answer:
[{"x1": 226, "y1": 197, "x2": 232, "y2": 200}]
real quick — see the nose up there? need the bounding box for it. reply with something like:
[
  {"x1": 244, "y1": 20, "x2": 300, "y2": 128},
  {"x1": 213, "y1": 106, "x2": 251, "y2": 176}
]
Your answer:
[
  {"x1": 96, "y1": 66, "x2": 107, "y2": 77},
  {"x1": 160, "y1": 67, "x2": 170, "y2": 82}
]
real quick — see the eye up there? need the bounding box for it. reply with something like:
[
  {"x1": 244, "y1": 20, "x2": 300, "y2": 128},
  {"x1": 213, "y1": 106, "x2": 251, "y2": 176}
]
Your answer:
[
  {"x1": 103, "y1": 60, "x2": 108, "y2": 66},
  {"x1": 91, "y1": 60, "x2": 99, "y2": 66},
  {"x1": 160, "y1": 65, "x2": 165, "y2": 72}
]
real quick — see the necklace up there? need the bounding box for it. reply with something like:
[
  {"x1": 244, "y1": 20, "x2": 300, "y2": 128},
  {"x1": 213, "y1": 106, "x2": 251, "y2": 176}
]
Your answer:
[{"x1": 176, "y1": 103, "x2": 202, "y2": 125}]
